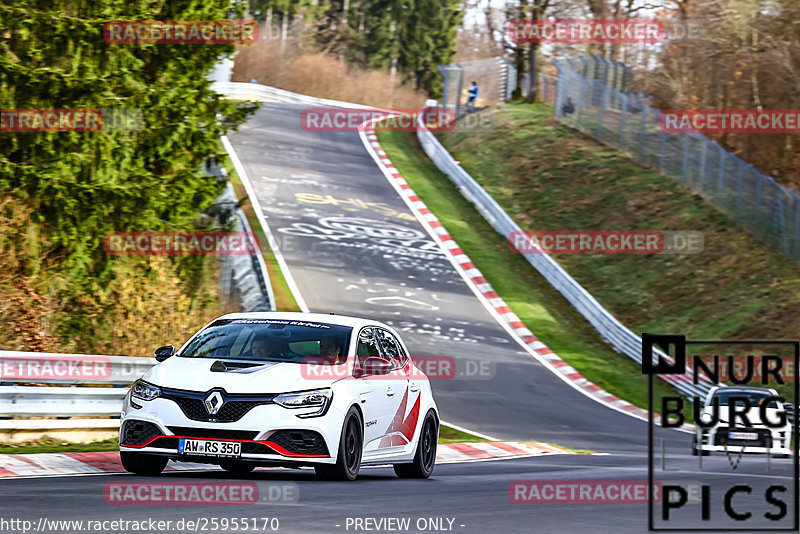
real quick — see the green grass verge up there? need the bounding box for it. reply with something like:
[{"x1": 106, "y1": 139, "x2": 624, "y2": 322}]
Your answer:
[
  {"x1": 437, "y1": 424, "x2": 488, "y2": 443},
  {"x1": 377, "y1": 123, "x2": 692, "y2": 421}
]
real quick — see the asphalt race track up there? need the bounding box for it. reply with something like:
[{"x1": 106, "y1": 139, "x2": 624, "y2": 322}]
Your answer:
[
  {"x1": 5, "y1": 455, "x2": 795, "y2": 533},
  {"x1": 6, "y1": 103, "x2": 796, "y2": 534}
]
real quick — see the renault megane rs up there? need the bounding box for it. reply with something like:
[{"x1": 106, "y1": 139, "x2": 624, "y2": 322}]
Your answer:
[{"x1": 119, "y1": 312, "x2": 439, "y2": 480}]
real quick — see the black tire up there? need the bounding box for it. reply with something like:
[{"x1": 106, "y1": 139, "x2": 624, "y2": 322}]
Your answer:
[
  {"x1": 315, "y1": 406, "x2": 363, "y2": 481},
  {"x1": 394, "y1": 411, "x2": 437, "y2": 479},
  {"x1": 120, "y1": 451, "x2": 168, "y2": 475},
  {"x1": 691, "y1": 437, "x2": 709, "y2": 456},
  {"x1": 220, "y1": 460, "x2": 255, "y2": 474}
]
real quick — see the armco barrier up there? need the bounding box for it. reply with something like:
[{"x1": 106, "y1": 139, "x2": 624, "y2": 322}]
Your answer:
[
  {"x1": 0, "y1": 351, "x2": 154, "y2": 385},
  {"x1": 0, "y1": 386, "x2": 128, "y2": 417},
  {"x1": 0, "y1": 352, "x2": 155, "y2": 420},
  {"x1": 211, "y1": 81, "x2": 377, "y2": 110}
]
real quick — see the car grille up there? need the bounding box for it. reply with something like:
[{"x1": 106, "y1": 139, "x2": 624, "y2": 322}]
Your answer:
[
  {"x1": 269, "y1": 430, "x2": 329, "y2": 456},
  {"x1": 713, "y1": 427, "x2": 773, "y2": 447},
  {"x1": 167, "y1": 427, "x2": 259, "y2": 441},
  {"x1": 121, "y1": 420, "x2": 162, "y2": 445},
  {"x1": 161, "y1": 387, "x2": 275, "y2": 423}
]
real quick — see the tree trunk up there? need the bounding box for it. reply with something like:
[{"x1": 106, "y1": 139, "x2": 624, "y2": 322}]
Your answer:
[
  {"x1": 525, "y1": 42, "x2": 539, "y2": 103},
  {"x1": 280, "y1": 14, "x2": 288, "y2": 50},
  {"x1": 389, "y1": 56, "x2": 398, "y2": 107}
]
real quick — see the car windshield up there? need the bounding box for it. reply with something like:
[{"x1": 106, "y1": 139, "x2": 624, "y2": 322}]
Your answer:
[
  {"x1": 712, "y1": 390, "x2": 779, "y2": 408},
  {"x1": 180, "y1": 319, "x2": 352, "y2": 364}
]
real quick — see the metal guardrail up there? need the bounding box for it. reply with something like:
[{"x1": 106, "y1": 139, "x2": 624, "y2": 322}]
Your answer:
[
  {"x1": 414, "y1": 118, "x2": 715, "y2": 401},
  {"x1": 0, "y1": 386, "x2": 129, "y2": 417},
  {"x1": 0, "y1": 351, "x2": 157, "y2": 419},
  {"x1": 0, "y1": 351, "x2": 154, "y2": 385},
  {"x1": 211, "y1": 81, "x2": 377, "y2": 110},
  {"x1": 216, "y1": 182, "x2": 275, "y2": 312}
]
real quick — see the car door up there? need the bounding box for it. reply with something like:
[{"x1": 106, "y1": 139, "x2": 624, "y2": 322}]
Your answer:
[
  {"x1": 374, "y1": 328, "x2": 418, "y2": 450},
  {"x1": 354, "y1": 327, "x2": 395, "y2": 455}
]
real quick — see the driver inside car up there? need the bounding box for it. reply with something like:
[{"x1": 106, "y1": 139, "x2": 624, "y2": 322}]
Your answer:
[
  {"x1": 250, "y1": 333, "x2": 277, "y2": 359},
  {"x1": 320, "y1": 336, "x2": 344, "y2": 363}
]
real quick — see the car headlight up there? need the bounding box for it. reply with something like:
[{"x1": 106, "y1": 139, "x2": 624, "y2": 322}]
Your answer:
[
  {"x1": 131, "y1": 379, "x2": 161, "y2": 401},
  {"x1": 274, "y1": 388, "x2": 332, "y2": 418}
]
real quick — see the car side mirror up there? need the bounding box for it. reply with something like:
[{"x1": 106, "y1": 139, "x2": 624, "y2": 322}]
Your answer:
[
  {"x1": 154, "y1": 345, "x2": 175, "y2": 362},
  {"x1": 360, "y1": 357, "x2": 392, "y2": 376}
]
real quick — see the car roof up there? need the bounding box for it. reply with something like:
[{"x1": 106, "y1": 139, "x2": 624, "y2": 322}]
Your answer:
[
  {"x1": 712, "y1": 386, "x2": 775, "y2": 394},
  {"x1": 213, "y1": 311, "x2": 389, "y2": 331}
]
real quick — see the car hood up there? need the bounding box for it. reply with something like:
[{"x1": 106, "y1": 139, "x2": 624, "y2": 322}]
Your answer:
[{"x1": 141, "y1": 356, "x2": 339, "y2": 393}]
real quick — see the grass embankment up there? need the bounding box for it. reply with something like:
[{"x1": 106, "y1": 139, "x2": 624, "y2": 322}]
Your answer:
[
  {"x1": 375, "y1": 102, "x2": 797, "y2": 414},
  {"x1": 440, "y1": 103, "x2": 800, "y2": 403}
]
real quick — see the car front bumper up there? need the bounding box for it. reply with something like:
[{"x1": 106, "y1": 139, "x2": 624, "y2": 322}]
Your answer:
[{"x1": 119, "y1": 392, "x2": 342, "y2": 465}]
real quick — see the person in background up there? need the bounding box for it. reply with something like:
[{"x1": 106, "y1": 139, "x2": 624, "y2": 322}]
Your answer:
[{"x1": 466, "y1": 81, "x2": 479, "y2": 112}]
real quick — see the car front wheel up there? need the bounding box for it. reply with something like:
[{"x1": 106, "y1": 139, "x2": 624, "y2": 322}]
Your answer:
[
  {"x1": 120, "y1": 451, "x2": 168, "y2": 475},
  {"x1": 691, "y1": 437, "x2": 709, "y2": 456},
  {"x1": 315, "y1": 406, "x2": 363, "y2": 481}
]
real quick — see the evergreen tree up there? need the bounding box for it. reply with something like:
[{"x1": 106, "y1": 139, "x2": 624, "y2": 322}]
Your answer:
[{"x1": 0, "y1": 0, "x2": 258, "y2": 287}]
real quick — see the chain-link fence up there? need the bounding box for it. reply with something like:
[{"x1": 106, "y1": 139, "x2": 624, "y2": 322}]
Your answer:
[
  {"x1": 437, "y1": 57, "x2": 516, "y2": 114},
  {"x1": 553, "y1": 57, "x2": 800, "y2": 263}
]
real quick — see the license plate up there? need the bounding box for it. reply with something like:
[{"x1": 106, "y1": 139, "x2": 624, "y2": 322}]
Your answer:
[
  {"x1": 728, "y1": 431, "x2": 758, "y2": 441},
  {"x1": 178, "y1": 439, "x2": 241, "y2": 457}
]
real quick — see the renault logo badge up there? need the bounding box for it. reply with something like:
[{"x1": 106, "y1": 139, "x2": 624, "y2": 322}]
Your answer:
[{"x1": 204, "y1": 391, "x2": 224, "y2": 415}]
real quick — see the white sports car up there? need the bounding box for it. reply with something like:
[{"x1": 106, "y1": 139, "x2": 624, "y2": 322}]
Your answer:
[
  {"x1": 692, "y1": 385, "x2": 792, "y2": 457},
  {"x1": 119, "y1": 312, "x2": 439, "y2": 480}
]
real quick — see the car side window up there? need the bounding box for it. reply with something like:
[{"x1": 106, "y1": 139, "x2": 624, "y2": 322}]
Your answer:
[
  {"x1": 375, "y1": 329, "x2": 405, "y2": 369},
  {"x1": 356, "y1": 328, "x2": 382, "y2": 370}
]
